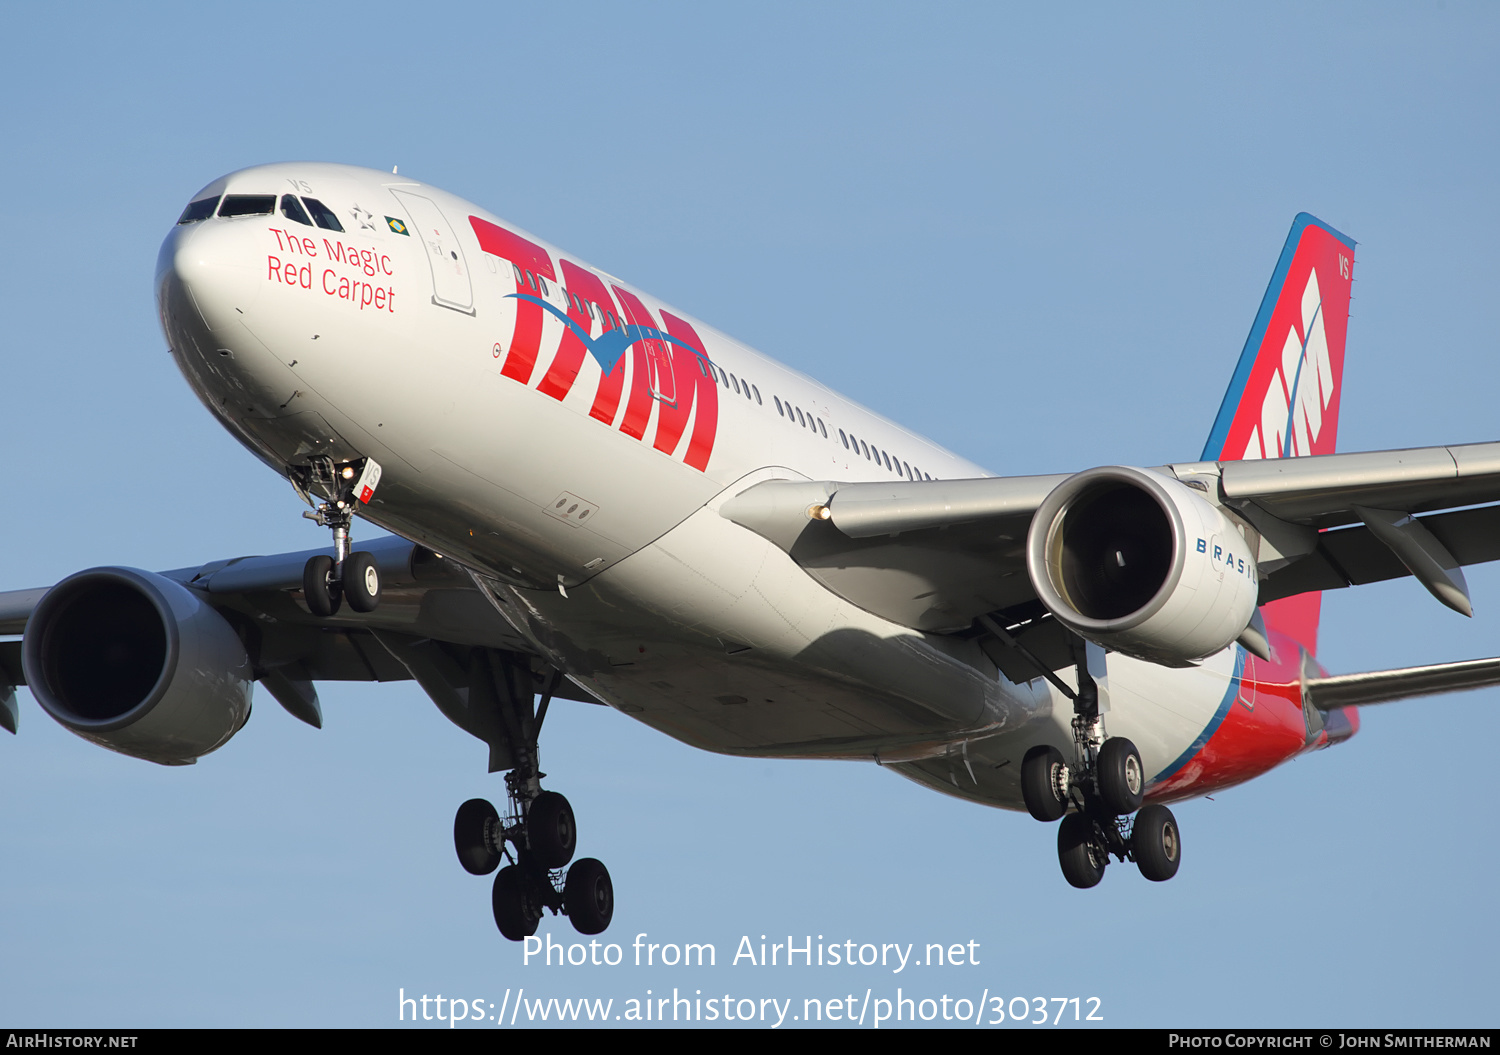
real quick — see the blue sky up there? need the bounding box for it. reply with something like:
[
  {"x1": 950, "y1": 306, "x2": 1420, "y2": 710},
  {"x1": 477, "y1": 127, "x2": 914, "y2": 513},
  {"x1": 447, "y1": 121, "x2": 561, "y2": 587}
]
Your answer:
[{"x1": 1, "y1": 2, "x2": 1497, "y2": 1028}]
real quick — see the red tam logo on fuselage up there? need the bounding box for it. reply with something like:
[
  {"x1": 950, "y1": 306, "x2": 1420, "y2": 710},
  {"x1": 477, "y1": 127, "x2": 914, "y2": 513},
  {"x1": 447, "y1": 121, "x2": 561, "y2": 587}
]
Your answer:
[{"x1": 468, "y1": 216, "x2": 719, "y2": 472}]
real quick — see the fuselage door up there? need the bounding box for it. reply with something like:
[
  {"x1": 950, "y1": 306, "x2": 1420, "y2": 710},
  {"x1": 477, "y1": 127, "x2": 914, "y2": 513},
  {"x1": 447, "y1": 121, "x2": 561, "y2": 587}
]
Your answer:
[{"x1": 389, "y1": 189, "x2": 474, "y2": 314}]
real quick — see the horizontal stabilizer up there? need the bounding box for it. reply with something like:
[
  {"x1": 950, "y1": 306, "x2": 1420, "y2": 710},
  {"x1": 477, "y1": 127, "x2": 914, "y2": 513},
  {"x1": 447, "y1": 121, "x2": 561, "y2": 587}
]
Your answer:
[{"x1": 1305, "y1": 656, "x2": 1500, "y2": 709}]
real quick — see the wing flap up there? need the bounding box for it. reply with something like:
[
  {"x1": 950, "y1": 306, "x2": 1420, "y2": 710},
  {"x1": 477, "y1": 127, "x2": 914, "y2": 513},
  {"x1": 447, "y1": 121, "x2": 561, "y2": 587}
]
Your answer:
[{"x1": 1259, "y1": 505, "x2": 1500, "y2": 603}]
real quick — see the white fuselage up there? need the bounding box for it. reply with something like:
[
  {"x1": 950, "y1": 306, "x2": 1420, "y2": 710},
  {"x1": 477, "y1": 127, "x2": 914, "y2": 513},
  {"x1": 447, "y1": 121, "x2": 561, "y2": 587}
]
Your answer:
[{"x1": 157, "y1": 163, "x2": 1244, "y2": 810}]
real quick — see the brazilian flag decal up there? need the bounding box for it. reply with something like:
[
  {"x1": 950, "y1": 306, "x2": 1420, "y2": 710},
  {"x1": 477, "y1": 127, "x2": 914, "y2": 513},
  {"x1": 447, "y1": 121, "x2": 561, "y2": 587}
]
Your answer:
[{"x1": 386, "y1": 216, "x2": 409, "y2": 235}]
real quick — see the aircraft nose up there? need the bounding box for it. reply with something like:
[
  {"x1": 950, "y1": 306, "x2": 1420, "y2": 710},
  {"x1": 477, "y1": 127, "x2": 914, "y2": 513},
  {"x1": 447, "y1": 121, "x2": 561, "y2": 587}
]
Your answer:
[
  {"x1": 155, "y1": 214, "x2": 299, "y2": 427},
  {"x1": 156, "y1": 216, "x2": 265, "y2": 335}
]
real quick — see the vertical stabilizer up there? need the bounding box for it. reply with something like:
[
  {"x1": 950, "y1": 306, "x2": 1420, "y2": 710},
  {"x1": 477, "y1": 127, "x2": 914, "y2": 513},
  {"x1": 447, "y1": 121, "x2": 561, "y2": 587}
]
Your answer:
[{"x1": 1203, "y1": 214, "x2": 1356, "y2": 654}]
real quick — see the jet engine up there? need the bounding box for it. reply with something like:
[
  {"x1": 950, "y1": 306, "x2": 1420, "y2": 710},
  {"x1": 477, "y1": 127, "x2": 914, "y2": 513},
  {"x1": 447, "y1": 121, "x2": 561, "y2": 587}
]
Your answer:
[
  {"x1": 22, "y1": 567, "x2": 253, "y2": 765},
  {"x1": 1025, "y1": 466, "x2": 1259, "y2": 666}
]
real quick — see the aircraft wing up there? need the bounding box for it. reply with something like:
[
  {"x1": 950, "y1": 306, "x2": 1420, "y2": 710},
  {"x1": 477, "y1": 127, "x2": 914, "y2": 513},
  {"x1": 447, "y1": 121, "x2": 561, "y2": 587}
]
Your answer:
[
  {"x1": 720, "y1": 440, "x2": 1500, "y2": 641},
  {"x1": 0, "y1": 534, "x2": 599, "y2": 739}
]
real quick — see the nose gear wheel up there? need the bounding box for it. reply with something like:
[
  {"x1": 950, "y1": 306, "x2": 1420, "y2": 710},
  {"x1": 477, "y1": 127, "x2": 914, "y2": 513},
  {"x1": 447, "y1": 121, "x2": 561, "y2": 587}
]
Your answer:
[{"x1": 288, "y1": 456, "x2": 383, "y2": 618}]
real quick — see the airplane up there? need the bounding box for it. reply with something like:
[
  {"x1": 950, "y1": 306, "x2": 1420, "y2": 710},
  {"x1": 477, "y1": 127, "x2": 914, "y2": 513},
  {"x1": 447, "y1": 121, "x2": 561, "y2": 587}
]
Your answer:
[{"x1": 4, "y1": 161, "x2": 1499, "y2": 942}]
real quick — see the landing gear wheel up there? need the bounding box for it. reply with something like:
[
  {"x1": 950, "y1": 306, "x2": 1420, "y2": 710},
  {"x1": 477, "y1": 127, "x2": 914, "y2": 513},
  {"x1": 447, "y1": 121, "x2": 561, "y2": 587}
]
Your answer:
[
  {"x1": 564, "y1": 858, "x2": 614, "y2": 935},
  {"x1": 343, "y1": 551, "x2": 381, "y2": 613},
  {"x1": 492, "y1": 865, "x2": 543, "y2": 941},
  {"x1": 1021, "y1": 745, "x2": 1070, "y2": 822},
  {"x1": 302, "y1": 554, "x2": 341, "y2": 617},
  {"x1": 454, "y1": 798, "x2": 503, "y2": 876},
  {"x1": 528, "y1": 791, "x2": 577, "y2": 869},
  {"x1": 1057, "y1": 813, "x2": 1107, "y2": 889},
  {"x1": 1133, "y1": 804, "x2": 1181, "y2": 882},
  {"x1": 1097, "y1": 737, "x2": 1144, "y2": 816}
]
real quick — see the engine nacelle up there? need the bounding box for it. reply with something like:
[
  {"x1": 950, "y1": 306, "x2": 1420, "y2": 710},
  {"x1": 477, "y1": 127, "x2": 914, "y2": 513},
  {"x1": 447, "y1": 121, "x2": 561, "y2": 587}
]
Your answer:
[
  {"x1": 1025, "y1": 466, "x2": 1259, "y2": 666},
  {"x1": 22, "y1": 567, "x2": 253, "y2": 765}
]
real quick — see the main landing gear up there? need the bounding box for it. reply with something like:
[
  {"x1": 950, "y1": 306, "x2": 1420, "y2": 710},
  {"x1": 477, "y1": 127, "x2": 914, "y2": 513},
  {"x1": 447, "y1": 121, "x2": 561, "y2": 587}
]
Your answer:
[
  {"x1": 293, "y1": 456, "x2": 383, "y2": 617},
  {"x1": 450, "y1": 657, "x2": 614, "y2": 941},
  {"x1": 1018, "y1": 646, "x2": 1181, "y2": 888}
]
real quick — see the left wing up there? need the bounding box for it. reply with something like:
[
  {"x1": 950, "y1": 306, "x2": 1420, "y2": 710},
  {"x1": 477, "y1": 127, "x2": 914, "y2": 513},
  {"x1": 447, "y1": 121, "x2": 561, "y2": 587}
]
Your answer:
[{"x1": 720, "y1": 439, "x2": 1500, "y2": 651}]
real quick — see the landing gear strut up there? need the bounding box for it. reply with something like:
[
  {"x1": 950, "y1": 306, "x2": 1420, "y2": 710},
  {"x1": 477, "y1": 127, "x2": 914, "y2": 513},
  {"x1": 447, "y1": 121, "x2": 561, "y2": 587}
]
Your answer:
[
  {"x1": 1010, "y1": 632, "x2": 1182, "y2": 888},
  {"x1": 292, "y1": 456, "x2": 383, "y2": 617},
  {"x1": 449, "y1": 657, "x2": 613, "y2": 941}
]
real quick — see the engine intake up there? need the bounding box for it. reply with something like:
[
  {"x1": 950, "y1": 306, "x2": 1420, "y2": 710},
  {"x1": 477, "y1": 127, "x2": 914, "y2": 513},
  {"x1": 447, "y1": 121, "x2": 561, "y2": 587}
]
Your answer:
[
  {"x1": 22, "y1": 567, "x2": 252, "y2": 765},
  {"x1": 1026, "y1": 466, "x2": 1259, "y2": 666}
]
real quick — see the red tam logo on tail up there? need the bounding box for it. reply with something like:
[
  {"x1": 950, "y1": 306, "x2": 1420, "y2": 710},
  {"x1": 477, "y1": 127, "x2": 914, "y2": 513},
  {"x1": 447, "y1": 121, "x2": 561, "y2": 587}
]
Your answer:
[
  {"x1": 1204, "y1": 215, "x2": 1355, "y2": 464},
  {"x1": 1201, "y1": 214, "x2": 1356, "y2": 657}
]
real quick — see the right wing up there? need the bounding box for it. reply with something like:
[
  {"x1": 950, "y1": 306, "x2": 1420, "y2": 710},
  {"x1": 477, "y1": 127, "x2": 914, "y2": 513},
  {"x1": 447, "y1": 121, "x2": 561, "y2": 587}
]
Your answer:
[{"x1": 0, "y1": 535, "x2": 600, "y2": 756}]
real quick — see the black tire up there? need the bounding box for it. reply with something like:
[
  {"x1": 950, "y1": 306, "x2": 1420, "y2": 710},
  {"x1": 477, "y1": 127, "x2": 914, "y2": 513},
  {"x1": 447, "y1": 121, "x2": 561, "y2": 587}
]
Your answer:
[
  {"x1": 1057, "y1": 813, "x2": 1107, "y2": 889},
  {"x1": 528, "y1": 791, "x2": 576, "y2": 869},
  {"x1": 492, "y1": 865, "x2": 542, "y2": 941},
  {"x1": 1133, "y1": 804, "x2": 1181, "y2": 882},
  {"x1": 1021, "y1": 745, "x2": 1069, "y2": 822},
  {"x1": 303, "y1": 554, "x2": 341, "y2": 617},
  {"x1": 454, "y1": 798, "x2": 502, "y2": 876},
  {"x1": 564, "y1": 858, "x2": 614, "y2": 936},
  {"x1": 1097, "y1": 737, "x2": 1145, "y2": 816},
  {"x1": 343, "y1": 551, "x2": 380, "y2": 613}
]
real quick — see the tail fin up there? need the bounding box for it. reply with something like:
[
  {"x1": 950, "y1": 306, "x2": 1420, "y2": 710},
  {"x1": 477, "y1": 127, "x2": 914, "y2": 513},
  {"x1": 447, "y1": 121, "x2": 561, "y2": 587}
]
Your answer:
[{"x1": 1203, "y1": 213, "x2": 1357, "y2": 655}]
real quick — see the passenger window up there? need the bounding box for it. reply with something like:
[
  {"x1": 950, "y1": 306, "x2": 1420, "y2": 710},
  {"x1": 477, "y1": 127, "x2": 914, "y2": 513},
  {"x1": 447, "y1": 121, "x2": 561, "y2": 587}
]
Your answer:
[
  {"x1": 752, "y1": 384, "x2": 761, "y2": 405},
  {"x1": 302, "y1": 197, "x2": 344, "y2": 232},
  {"x1": 280, "y1": 195, "x2": 314, "y2": 227},
  {"x1": 513, "y1": 265, "x2": 525, "y2": 286},
  {"x1": 730, "y1": 374, "x2": 741, "y2": 395},
  {"x1": 818, "y1": 419, "x2": 827, "y2": 438},
  {"x1": 218, "y1": 194, "x2": 276, "y2": 218},
  {"x1": 743, "y1": 384, "x2": 752, "y2": 401},
  {"x1": 796, "y1": 407, "x2": 806, "y2": 427},
  {"x1": 839, "y1": 429, "x2": 849, "y2": 449},
  {"x1": 775, "y1": 396, "x2": 784, "y2": 417},
  {"x1": 883, "y1": 452, "x2": 893, "y2": 471},
  {"x1": 860, "y1": 440, "x2": 870, "y2": 459},
  {"x1": 177, "y1": 197, "x2": 220, "y2": 224}
]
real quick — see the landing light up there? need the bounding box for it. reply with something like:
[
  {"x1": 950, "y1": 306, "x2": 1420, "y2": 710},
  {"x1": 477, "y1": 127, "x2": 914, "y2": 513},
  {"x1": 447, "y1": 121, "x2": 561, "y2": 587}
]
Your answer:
[
  {"x1": 807, "y1": 504, "x2": 831, "y2": 521},
  {"x1": 341, "y1": 467, "x2": 355, "y2": 480}
]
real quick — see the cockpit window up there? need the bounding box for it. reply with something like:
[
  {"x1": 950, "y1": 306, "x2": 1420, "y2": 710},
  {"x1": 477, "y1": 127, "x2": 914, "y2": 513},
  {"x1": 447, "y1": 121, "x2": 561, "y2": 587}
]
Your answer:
[
  {"x1": 177, "y1": 197, "x2": 220, "y2": 224},
  {"x1": 302, "y1": 197, "x2": 344, "y2": 232},
  {"x1": 280, "y1": 194, "x2": 314, "y2": 227},
  {"x1": 218, "y1": 195, "x2": 276, "y2": 218}
]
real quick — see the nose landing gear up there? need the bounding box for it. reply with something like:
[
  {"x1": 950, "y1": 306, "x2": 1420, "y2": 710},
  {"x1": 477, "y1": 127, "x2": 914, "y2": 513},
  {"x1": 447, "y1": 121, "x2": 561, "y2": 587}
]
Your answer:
[{"x1": 291, "y1": 456, "x2": 383, "y2": 617}]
